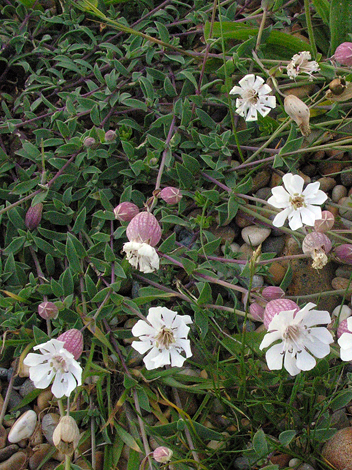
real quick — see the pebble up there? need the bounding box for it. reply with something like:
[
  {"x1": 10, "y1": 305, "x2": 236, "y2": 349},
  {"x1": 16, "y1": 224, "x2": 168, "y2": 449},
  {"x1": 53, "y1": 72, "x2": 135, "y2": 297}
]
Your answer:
[
  {"x1": 211, "y1": 225, "x2": 236, "y2": 244},
  {"x1": 0, "y1": 452, "x2": 27, "y2": 470},
  {"x1": 252, "y1": 169, "x2": 271, "y2": 192},
  {"x1": 7, "y1": 390, "x2": 30, "y2": 413},
  {"x1": 317, "y1": 177, "x2": 336, "y2": 192},
  {"x1": 341, "y1": 168, "x2": 352, "y2": 187},
  {"x1": 29, "y1": 443, "x2": 51, "y2": 470},
  {"x1": 332, "y1": 185, "x2": 348, "y2": 202},
  {"x1": 266, "y1": 262, "x2": 286, "y2": 285},
  {"x1": 340, "y1": 217, "x2": 352, "y2": 229},
  {"x1": 332, "y1": 277, "x2": 352, "y2": 292},
  {"x1": 255, "y1": 187, "x2": 271, "y2": 200},
  {"x1": 322, "y1": 427, "x2": 352, "y2": 470},
  {"x1": 0, "y1": 445, "x2": 18, "y2": 463},
  {"x1": 41, "y1": 413, "x2": 60, "y2": 445},
  {"x1": 335, "y1": 266, "x2": 352, "y2": 278},
  {"x1": 19, "y1": 379, "x2": 36, "y2": 398},
  {"x1": 235, "y1": 213, "x2": 252, "y2": 228},
  {"x1": 318, "y1": 161, "x2": 344, "y2": 176},
  {"x1": 238, "y1": 243, "x2": 254, "y2": 260},
  {"x1": 37, "y1": 390, "x2": 54, "y2": 412},
  {"x1": 262, "y1": 236, "x2": 285, "y2": 255},
  {"x1": 331, "y1": 409, "x2": 350, "y2": 430},
  {"x1": 8, "y1": 410, "x2": 37, "y2": 443},
  {"x1": 297, "y1": 465, "x2": 315, "y2": 470},
  {"x1": 0, "y1": 426, "x2": 6, "y2": 450},
  {"x1": 338, "y1": 197, "x2": 352, "y2": 221},
  {"x1": 241, "y1": 226, "x2": 271, "y2": 246}
]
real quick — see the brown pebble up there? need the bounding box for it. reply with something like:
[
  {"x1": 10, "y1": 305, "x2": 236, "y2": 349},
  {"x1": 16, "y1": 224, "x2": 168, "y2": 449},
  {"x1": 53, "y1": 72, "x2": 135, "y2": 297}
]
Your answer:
[
  {"x1": 0, "y1": 427, "x2": 6, "y2": 450},
  {"x1": 42, "y1": 462, "x2": 59, "y2": 470},
  {"x1": 37, "y1": 390, "x2": 54, "y2": 412},
  {"x1": 270, "y1": 453, "x2": 291, "y2": 468},
  {"x1": 326, "y1": 149, "x2": 345, "y2": 159},
  {"x1": 252, "y1": 170, "x2": 271, "y2": 192},
  {"x1": 332, "y1": 185, "x2": 348, "y2": 202},
  {"x1": 318, "y1": 161, "x2": 345, "y2": 176},
  {"x1": 210, "y1": 225, "x2": 235, "y2": 244},
  {"x1": 322, "y1": 427, "x2": 352, "y2": 470},
  {"x1": 0, "y1": 445, "x2": 18, "y2": 463},
  {"x1": 325, "y1": 204, "x2": 339, "y2": 217},
  {"x1": 235, "y1": 213, "x2": 252, "y2": 228},
  {"x1": 317, "y1": 177, "x2": 336, "y2": 192},
  {"x1": 29, "y1": 444, "x2": 52, "y2": 470},
  {"x1": 0, "y1": 451, "x2": 27, "y2": 470},
  {"x1": 266, "y1": 262, "x2": 286, "y2": 285},
  {"x1": 332, "y1": 277, "x2": 352, "y2": 292},
  {"x1": 297, "y1": 171, "x2": 311, "y2": 184}
]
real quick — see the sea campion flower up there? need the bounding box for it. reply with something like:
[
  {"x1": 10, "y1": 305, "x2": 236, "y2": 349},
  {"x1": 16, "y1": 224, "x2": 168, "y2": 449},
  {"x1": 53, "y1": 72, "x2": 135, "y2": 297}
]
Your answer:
[
  {"x1": 268, "y1": 173, "x2": 327, "y2": 230},
  {"x1": 287, "y1": 51, "x2": 320, "y2": 80},
  {"x1": 229, "y1": 74, "x2": 276, "y2": 121},
  {"x1": 131, "y1": 307, "x2": 192, "y2": 370},
  {"x1": 123, "y1": 212, "x2": 162, "y2": 273},
  {"x1": 260, "y1": 303, "x2": 333, "y2": 376},
  {"x1": 338, "y1": 317, "x2": 352, "y2": 360},
  {"x1": 23, "y1": 339, "x2": 82, "y2": 398}
]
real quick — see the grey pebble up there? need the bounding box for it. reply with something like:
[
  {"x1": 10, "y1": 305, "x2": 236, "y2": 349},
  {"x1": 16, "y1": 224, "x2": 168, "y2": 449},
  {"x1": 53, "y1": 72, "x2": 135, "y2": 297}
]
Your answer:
[
  {"x1": 0, "y1": 445, "x2": 18, "y2": 462},
  {"x1": 341, "y1": 167, "x2": 352, "y2": 187},
  {"x1": 332, "y1": 184, "x2": 347, "y2": 203},
  {"x1": 262, "y1": 236, "x2": 285, "y2": 255},
  {"x1": 19, "y1": 379, "x2": 36, "y2": 398},
  {"x1": 335, "y1": 265, "x2": 352, "y2": 279},
  {"x1": 255, "y1": 187, "x2": 271, "y2": 200}
]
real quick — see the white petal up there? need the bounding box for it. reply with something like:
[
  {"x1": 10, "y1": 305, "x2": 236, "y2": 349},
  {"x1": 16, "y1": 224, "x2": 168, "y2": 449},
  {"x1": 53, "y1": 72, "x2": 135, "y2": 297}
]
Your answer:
[
  {"x1": 245, "y1": 106, "x2": 258, "y2": 121},
  {"x1": 147, "y1": 307, "x2": 163, "y2": 330},
  {"x1": 347, "y1": 317, "x2": 352, "y2": 331},
  {"x1": 283, "y1": 174, "x2": 304, "y2": 196},
  {"x1": 288, "y1": 211, "x2": 303, "y2": 230},
  {"x1": 306, "y1": 190, "x2": 327, "y2": 205},
  {"x1": 23, "y1": 353, "x2": 46, "y2": 367},
  {"x1": 51, "y1": 374, "x2": 66, "y2": 398},
  {"x1": 160, "y1": 307, "x2": 178, "y2": 328},
  {"x1": 309, "y1": 327, "x2": 334, "y2": 345},
  {"x1": 238, "y1": 74, "x2": 256, "y2": 89},
  {"x1": 170, "y1": 348, "x2": 187, "y2": 367},
  {"x1": 132, "y1": 340, "x2": 153, "y2": 354},
  {"x1": 256, "y1": 104, "x2": 272, "y2": 118},
  {"x1": 268, "y1": 187, "x2": 290, "y2": 207},
  {"x1": 265, "y1": 343, "x2": 284, "y2": 370},
  {"x1": 302, "y1": 182, "x2": 320, "y2": 197},
  {"x1": 284, "y1": 352, "x2": 300, "y2": 376},
  {"x1": 174, "y1": 338, "x2": 192, "y2": 358},
  {"x1": 253, "y1": 75, "x2": 265, "y2": 90},
  {"x1": 151, "y1": 349, "x2": 170, "y2": 369},
  {"x1": 302, "y1": 310, "x2": 331, "y2": 327},
  {"x1": 257, "y1": 83, "x2": 272, "y2": 95},
  {"x1": 300, "y1": 207, "x2": 318, "y2": 226},
  {"x1": 304, "y1": 337, "x2": 331, "y2": 358},
  {"x1": 272, "y1": 208, "x2": 291, "y2": 227},
  {"x1": 338, "y1": 332, "x2": 352, "y2": 349},
  {"x1": 142, "y1": 347, "x2": 161, "y2": 370},
  {"x1": 260, "y1": 331, "x2": 282, "y2": 350},
  {"x1": 229, "y1": 86, "x2": 243, "y2": 96},
  {"x1": 132, "y1": 320, "x2": 156, "y2": 338},
  {"x1": 340, "y1": 346, "x2": 352, "y2": 361},
  {"x1": 296, "y1": 348, "x2": 316, "y2": 371}
]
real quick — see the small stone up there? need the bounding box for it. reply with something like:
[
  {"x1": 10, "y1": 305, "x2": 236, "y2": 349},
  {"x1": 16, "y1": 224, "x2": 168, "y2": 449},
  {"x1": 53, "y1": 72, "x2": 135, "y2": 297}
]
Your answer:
[
  {"x1": 332, "y1": 277, "x2": 352, "y2": 292},
  {"x1": 332, "y1": 185, "x2": 348, "y2": 203},
  {"x1": 211, "y1": 225, "x2": 236, "y2": 244},
  {"x1": 29, "y1": 444, "x2": 52, "y2": 470},
  {"x1": 341, "y1": 168, "x2": 352, "y2": 187},
  {"x1": 297, "y1": 465, "x2": 315, "y2": 470},
  {"x1": 255, "y1": 187, "x2": 271, "y2": 200},
  {"x1": 37, "y1": 390, "x2": 54, "y2": 412},
  {"x1": 318, "y1": 161, "x2": 344, "y2": 176},
  {"x1": 322, "y1": 427, "x2": 352, "y2": 470},
  {"x1": 241, "y1": 226, "x2": 271, "y2": 246},
  {"x1": 0, "y1": 452, "x2": 27, "y2": 470},
  {"x1": 8, "y1": 410, "x2": 37, "y2": 443},
  {"x1": 331, "y1": 410, "x2": 350, "y2": 430},
  {"x1": 0, "y1": 426, "x2": 6, "y2": 449},
  {"x1": 19, "y1": 379, "x2": 36, "y2": 397},
  {"x1": 339, "y1": 197, "x2": 352, "y2": 221},
  {"x1": 336, "y1": 266, "x2": 352, "y2": 278},
  {"x1": 0, "y1": 445, "x2": 19, "y2": 462},
  {"x1": 262, "y1": 236, "x2": 285, "y2": 255},
  {"x1": 340, "y1": 217, "x2": 352, "y2": 229},
  {"x1": 266, "y1": 262, "x2": 286, "y2": 285},
  {"x1": 235, "y1": 213, "x2": 252, "y2": 228},
  {"x1": 300, "y1": 163, "x2": 316, "y2": 177},
  {"x1": 41, "y1": 413, "x2": 60, "y2": 445},
  {"x1": 238, "y1": 243, "x2": 254, "y2": 260},
  {"x1": 252, "y1": 170, "x2": 271, "y2": 192},
  {"x1": 317, "y1": 177, "x2": 336, "y2": 192}
]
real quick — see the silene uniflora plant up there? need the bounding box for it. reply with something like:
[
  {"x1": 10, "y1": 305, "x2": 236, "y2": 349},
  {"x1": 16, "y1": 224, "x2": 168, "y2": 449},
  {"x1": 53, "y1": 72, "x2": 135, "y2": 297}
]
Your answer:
[{"x1": 3, "y1": 0, "x2": 352, "y2": 469}]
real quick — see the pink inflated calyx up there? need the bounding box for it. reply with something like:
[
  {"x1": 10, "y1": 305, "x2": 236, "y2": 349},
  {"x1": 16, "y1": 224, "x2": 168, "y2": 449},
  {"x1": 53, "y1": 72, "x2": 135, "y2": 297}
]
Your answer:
[
  {"x1": 159, "y1": 187, "x2": 182, "y2": 205},
  {"x1": 57, "y1": 329, "x2": 83, "y2": 360},
  {"x1": 249, "y1": 302, "x2": 265, "y2": 321},
  {"x1": 337, "y1": 318, "x2": 351, "y2": 338},
  {"x1": 335, "y1": 244, "x2": 352, "y2": 265},
  {"x1": 38, "y1": 301, "x2": 59, "y2": 320},
  {"x1": 314, "y1": 211, "x2": 335, "y2": 233},
  {"x1": 261, "y1": 286, "x2": 285, "y2": 301},
  {"x1": 264, "y1": 299, "x2": 300, "y2": 329},
  {"x1": 25, "y1": 203, "x2": 43, "y2": 230},
  {"x1": 126, "y1": 212, "x2": 162, "y2": 247},
  {"x1": 114, "y1": 202, "x2": 139, "y2": 222},
  {"x1": 302, "y1": 232, "x2": 332, "y2": 255},
  {"x1": 334, "y1": 42, "x2": 352, "y2": 66}
]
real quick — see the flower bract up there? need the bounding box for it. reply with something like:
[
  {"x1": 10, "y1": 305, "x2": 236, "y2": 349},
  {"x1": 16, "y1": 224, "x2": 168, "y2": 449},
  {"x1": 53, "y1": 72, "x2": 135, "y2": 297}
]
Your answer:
[
  {"x1": 23, "y1": 339, "x2": 82, "y2": 398},
  {"x1": 229, "y1": 74, "x2": 276, "y2": 121},
  {"x1": 131, "y1": 306, "x2": 192, "y2": 370},
  {"x1": 123, "y1": 241, "x2": 159, "y2": 273},
  {"x1": 259, "y1": 302, "x2": 333, "y2": 376},
  {"x1": 268, "y1": 173, "x2": 327, "y2": 230},
  {"x1": 287, "y1": 51, "x2": 320, "y2": 80},
  {"x1": 338, "y1": 316, "x2": 352, "y2": 361}
]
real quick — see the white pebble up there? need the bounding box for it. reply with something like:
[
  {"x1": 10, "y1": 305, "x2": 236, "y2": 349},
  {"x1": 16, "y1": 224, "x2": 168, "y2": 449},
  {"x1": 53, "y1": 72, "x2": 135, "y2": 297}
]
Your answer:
[
  {"x1": 8, "y1": 410, "x2": 37, "y2": 443},
  {"x1": 332, "y1": 185, "x2": 347, "y2": 203},
  {"x1": 241, "y1": 226, "x2": 271, "y2": 247}
]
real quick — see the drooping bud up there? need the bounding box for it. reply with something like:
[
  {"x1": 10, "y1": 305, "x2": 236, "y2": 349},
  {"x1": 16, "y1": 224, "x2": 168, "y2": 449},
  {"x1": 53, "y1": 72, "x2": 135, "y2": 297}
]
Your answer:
[
  {"x1": 153, "y1": 446, "x2": 173, "y2": 463},
  {"x1": 57, "y1": 329, "x2": 83, "y2": 360},
  {"x1": 314, "y1": 211, "x2": 335, "y2": 232},
  {"x1": 83, "y1": 137, "x2": 96, "y2": 148},
  {"x1": 38, "y1": 301, "x2": 59, "y2": 320},
  {"x1": 334, "y1": 244, "x2": 352, "y2": 265},
  {"x1": 104, "y1": 130, "x2": 116, "y2": 142},
  {"x1": 261, "y1": 286, "x2": 285, "y2": 301},
  {"x1": 126, "y1": 212, "x2": 162, "y2": 247},
  {"x1": 114, "y1": 202, "x2": 139, "y2": 222},
  {"x1": 159, "y1": 187, "x2": 182, "y2": 205},
  {"x1": 302, "y1": 231, "x2": 332, "y2": 269},
  {"x1": 334, "y1": 42, "x2": 352, "y2": 66},
  {"x1": 264, "y1": 299, "x2": 300, "y2": 329},
  {"x1": 284, "y1": 94, "x2": 311, "y2": 136},
  {"x1": 25, "y1": 203, "x2": 43, "y2": 230},
  {"x1": 52, "y1": 415, "x2": 80, "y2": 455},
  {"x1": 249, "y1": 302, "x2": 265, "y2": 321}
]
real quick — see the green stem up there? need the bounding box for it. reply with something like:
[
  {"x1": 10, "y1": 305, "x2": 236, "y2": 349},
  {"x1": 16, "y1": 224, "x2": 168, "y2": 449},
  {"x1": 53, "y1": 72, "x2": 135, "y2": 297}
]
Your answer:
[{"x1": 304, "y1": 0, "x2": 317, "y2": 58}]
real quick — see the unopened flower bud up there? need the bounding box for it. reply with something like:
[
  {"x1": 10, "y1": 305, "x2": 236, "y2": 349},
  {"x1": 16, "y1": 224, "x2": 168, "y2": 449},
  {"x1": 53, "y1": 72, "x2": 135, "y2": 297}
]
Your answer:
[
  {"x1": 104, "y1": 130, "x2": 116, "y2": 142},
  {"x1": 264, "y1": 299, "x2": 299, "y2": 329},
  {"x1": 334, "y1": 42, "x2": 352, "y2": 66},
  {"x1": 261, "y1": 286, "x2": 285, "y2": 301},
  {"x1": 337, "y1": 318, "x2": 352, "y2": 338},
  {"x1": 314, "y1": 211, "x2": 335, "y2": 232},
  {"x1": 302, "y1": 232, "x2": 332, "y2": 269},
  {"x1": 284, "y1": 95, "x2": 311, "y2": 136},
  {"x1": 126, "y1": 212, "x2": 161, "y2": 247},
  {"x1": 38, "y1": 301, "x2": 59, "y2": 320},
  {"x1": 153, "y1": 446, "x2": 173, "y2": 463},
  {"x1": 57, "y1": 329, "x2": 83, "y2": 360},
  {"x1": 249, "y1": 302, "x2": 265, "y2": 321},
  {"x1": 329, "y1": 78, "x2": 347, "y2": 96},
  {"x1": 114, "y1": 202, "x2": 139, "y2": 222},
  {"x1": 83, "y1": 137, "x2": 96, "y2": 148},
  {"x1": 159, "y1": 187, "x2": 182, "y2": 205},
  {"x1": 53, "y1": 416, "x2": 80, "y2": 455},
  {"x1": 334, "y1": 244, "x2": 352, "y2": 265},
  {"x1": 25, "y1": 203, "x2": 43, "y2": 230}
]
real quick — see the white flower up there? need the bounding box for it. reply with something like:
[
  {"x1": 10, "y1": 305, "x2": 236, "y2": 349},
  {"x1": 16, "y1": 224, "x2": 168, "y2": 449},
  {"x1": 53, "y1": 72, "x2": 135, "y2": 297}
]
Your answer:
[
  {"x1": 123, "y1": 241, "x2": 159, "y2": 273},
  {"x1": 268, "y1": 173, "x2": 327, "y2": 230},
  {"x1": 23, "y1": 339, "x2": 82, "y2": 398},
  {"x1": 131, "y1": 306, "x2": 192, "y2": 370},
  {"x1": 287, "y1": 51, "x2": 320, "y2": 81},
  {"x1": 338, "y1": 316, "x2": 352, "y2": 361},
  {"x1": 229, "y1": 74, "x2": 276, "y2": 121},
  {"x1": 260, "y1": 303, "x2": 333, "y2": 376}
]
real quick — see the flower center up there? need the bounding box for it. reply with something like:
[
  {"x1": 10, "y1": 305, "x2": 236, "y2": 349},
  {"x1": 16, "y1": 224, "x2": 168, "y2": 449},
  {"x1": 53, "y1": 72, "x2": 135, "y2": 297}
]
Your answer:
[
  {"x1": 283, "y1": 324, "x2": 301, "y2": 343},
  {"x1": 50, "y1": 355, "x2": 69, "y2": 373},
  {"x1": 155, "y1": 327, "x2": 175, "y2": 349},
  {"x1": 244, "y1": 88, "x2": 259, "y2": 105},
  {"x1": 290, "y1": 195, "x2": 305, "y2": 210}
]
